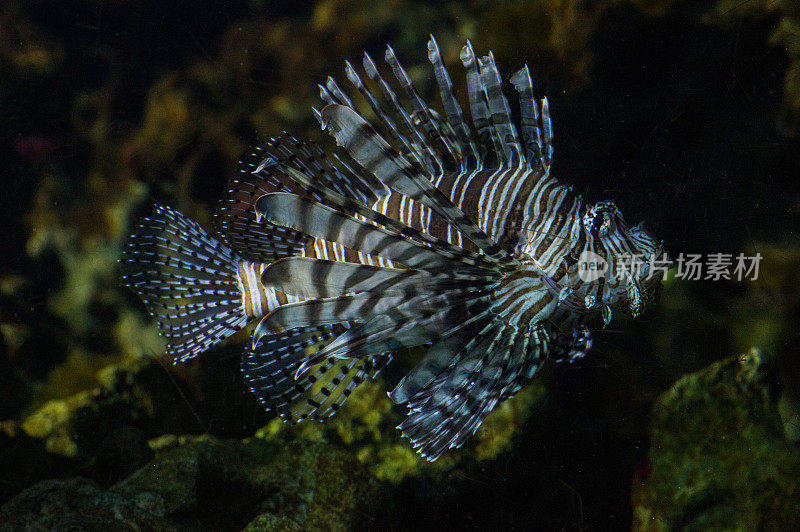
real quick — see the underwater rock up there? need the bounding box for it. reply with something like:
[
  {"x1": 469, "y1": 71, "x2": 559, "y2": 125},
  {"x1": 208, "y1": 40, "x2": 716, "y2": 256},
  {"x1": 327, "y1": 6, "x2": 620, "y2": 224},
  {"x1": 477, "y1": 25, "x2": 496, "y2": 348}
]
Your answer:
[
  {"x1": 242, "y1": 513, "x2": 302, "y2": 532},
  {"x1": 1, "y1": 357, "x2": 215, "y2": 506},
  {"x1": 0, "y1": 435, "x2": 388, "y2": 530},
  {"x1": 111, "y1": 436, "x2": 388, "y2": 530},
  {"x1": 92, "y1": 426, "x2": 154, "y2": 486},
  {"x1": 632, "y1": 348, "x2": 800, "y2": 530},
  {"x1": 13, "y1": 339, "x2": 546, "y2": 511},
  {"x1": 0, "y1": 477, "x2": 173, "y2": 532}
]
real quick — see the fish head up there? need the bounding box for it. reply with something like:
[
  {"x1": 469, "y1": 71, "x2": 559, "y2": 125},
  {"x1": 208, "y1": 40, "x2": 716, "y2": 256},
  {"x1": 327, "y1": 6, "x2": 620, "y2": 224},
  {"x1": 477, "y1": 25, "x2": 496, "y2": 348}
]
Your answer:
[{"x1": 576, "y1": 200, "x2": 665, "y2": 318}]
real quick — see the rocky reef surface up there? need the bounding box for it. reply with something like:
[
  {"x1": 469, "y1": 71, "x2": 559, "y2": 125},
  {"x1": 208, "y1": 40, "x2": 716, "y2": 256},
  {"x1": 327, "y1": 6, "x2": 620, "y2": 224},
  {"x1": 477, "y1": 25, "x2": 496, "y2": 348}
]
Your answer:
[
  {"x1": 5, "y1": 343, "x2": 800, "y2": 530},
  {"x1": 0, "y1": 353, "x2": 544, "y2": 530},
  {"x1": 0, "y1": 436, "x2": 386, "y2": 531},
  {"x1": 2, "y1": 0, "x2": 800, "y2": 529},
  {"x1": 633, "y1": 348, "x2": 800, "y2": 530}
]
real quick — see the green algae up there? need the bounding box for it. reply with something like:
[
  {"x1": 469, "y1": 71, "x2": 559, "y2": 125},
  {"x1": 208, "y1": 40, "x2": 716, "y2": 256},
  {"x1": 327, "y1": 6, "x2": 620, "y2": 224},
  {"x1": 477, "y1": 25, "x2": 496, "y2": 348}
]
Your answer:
[
  {"x1": 18, "y1": 356, "x2": 211, "y2": 463},
  {"x1": 242, "y1": 513, "x2": 302, "y2": 532},
  {"x1": 255, "y1": 369, "x2": 547, "y2": 483},
  {"x1": 110, "y1": 436, "x2": 387, "y2": 531},
  {"x1": 632, "y1": 348, "x2": 800, "y2": 530}
]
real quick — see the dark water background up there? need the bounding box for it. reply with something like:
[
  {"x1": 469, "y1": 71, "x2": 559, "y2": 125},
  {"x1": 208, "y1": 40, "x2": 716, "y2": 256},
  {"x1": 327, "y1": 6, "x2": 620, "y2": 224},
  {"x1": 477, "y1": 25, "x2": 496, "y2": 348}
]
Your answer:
[{"x1": 1, "y1": 1, "x2": 799, "y2": 529}]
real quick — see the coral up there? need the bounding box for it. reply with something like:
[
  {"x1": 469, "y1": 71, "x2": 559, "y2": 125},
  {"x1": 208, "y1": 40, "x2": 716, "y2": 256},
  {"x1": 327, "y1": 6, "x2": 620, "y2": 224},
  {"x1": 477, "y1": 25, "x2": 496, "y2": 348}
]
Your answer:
[
  {"x1": 34, "y1": 349, "x2": 122, "y2": 407},
  {"x1": 25, "y1": 174, "x2": 157, "y2": 351},
  {"x1": 21, "y1": 397, "x2": 79, "y2": 457},
  {"x1": 632, "y1": 348, "x2": 800, "y2": 530}
]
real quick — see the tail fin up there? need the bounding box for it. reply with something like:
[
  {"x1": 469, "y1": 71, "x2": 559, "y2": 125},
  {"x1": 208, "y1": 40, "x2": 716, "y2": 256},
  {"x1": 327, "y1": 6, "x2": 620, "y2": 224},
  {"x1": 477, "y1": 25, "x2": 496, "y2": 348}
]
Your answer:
[{"x1": 120, "y1": 203, "x2": 247, "y2": 362}]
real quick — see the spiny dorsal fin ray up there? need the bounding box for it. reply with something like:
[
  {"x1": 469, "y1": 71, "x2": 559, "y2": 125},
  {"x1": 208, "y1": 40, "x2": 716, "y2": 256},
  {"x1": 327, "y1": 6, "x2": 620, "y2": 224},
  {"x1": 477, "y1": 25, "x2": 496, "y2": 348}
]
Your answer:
[
  {"x1": 510, "y1": 65, "x2": 545, "y2": 170},
  {"x1": 363, "y1": 51, "x2": 436, "y2": 173},
  {"x1": 541, "y1": 97, "x2": 554, "y2": 170},
  {"x1": 460, "y1": 41, "x2": 503, "y2": 164},
  {"x1": 322, "y1": 38, "x2": 555, "y2": 217},
  {"x1": 479, "y1": 52, "x2": 522, "y2": 166},
  {"x1": 320, "y1": 104, "x2": 510, "y2": 262},
  {"x1": 263, "y1": 134, "x2": 388, "y2": 205},
  {"x1": 325, "y1": 76, "x2": 355, "y2": 109},
  {"x1": 345, "y1": 59, "x2": 420, "y2": 167},
  {"x1": 427, "y1": 35, "x2": 479, "y2": 170},
  {"x1": 384, "y1": 44, "x2": 460, "y2": 170}
]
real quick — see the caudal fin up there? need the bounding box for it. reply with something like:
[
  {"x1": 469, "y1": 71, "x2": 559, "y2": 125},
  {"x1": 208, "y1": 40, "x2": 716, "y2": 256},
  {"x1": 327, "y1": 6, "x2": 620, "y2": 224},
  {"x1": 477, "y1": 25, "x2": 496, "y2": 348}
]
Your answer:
[{"x1": 120, "y1": 203, "x2": 247, "y2": 362}]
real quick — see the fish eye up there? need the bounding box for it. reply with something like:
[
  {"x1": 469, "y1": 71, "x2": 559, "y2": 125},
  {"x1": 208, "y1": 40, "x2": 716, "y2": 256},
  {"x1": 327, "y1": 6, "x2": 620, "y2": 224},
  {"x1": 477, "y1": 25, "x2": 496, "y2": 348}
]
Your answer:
[{"x1": 583, "y1": 201, "x2": 620, "y2": 237}]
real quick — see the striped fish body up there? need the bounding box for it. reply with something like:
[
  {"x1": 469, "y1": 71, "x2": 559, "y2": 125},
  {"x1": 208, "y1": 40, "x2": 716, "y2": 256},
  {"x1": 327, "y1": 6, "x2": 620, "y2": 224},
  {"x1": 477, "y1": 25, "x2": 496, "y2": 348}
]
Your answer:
[{"x1": 121, "y1": 37, "x2": 664, "y2": 460}]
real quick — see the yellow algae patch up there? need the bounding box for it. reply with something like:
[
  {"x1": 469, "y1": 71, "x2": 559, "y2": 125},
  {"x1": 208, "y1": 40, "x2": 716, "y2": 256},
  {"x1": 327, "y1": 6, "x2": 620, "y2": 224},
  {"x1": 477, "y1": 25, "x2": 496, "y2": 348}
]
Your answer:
[
  {"x1": 22, "y1": 397, "x2": 83, "y2": 457},
  {"x1": 36, "y1": 349, "x2": 122, "y2": 406}
]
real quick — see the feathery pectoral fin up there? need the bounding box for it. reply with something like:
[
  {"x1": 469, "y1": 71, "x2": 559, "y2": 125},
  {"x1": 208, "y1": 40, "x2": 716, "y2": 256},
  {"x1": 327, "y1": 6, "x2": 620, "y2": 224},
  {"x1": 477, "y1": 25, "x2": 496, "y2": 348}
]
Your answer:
[
  {"x1": 254, "y1": 192, "x2": 472, "y2": 271},
  {"x1": 396, "y1": 322, "x2": 550, "y2": 461},
  {"x1": 260, "y1": 257, "x2": 492, "y2": 300},
  {"x1": 274, "y1": 291, "x2": 492, "y2": 378},
  {"x1": 252, "y1": 293, "x2": 410, "y2": 341},
  {"x1": 388, "y1": 312, "x2": 494, "y2": 404},
  {"x1": 260, "y1": 258, "x2": 416, "y2": 298}
]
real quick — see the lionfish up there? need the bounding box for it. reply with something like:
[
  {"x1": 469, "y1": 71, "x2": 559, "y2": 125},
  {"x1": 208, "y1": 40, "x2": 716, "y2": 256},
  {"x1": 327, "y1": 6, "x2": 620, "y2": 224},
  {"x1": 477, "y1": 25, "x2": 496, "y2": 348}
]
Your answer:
[{"x1": 120, "y1": 37, "x2": 664, "y2": 460}]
